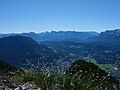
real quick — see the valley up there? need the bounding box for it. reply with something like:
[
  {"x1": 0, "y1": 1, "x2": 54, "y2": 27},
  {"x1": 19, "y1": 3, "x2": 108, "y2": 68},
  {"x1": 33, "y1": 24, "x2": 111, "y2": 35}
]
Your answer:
[{"x1": 0, "y1": 29, "x2": 120, "y2": 89}]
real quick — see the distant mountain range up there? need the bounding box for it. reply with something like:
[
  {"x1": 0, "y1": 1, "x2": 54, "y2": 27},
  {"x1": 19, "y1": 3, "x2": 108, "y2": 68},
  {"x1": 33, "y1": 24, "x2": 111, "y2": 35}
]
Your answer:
[
  {"x1": 0, "y1": 31, "x2": 99, "y2": 42},
  {"x1": 0, "y1": 32, "x2": 40, "y2": 41},
  {"x1": 1, "y1": 29, "x2": 120, "y2": 43},
  {"x1": 97, "y1": 29, "x2": 120, "y2": 43},
  {"x1": 38, "y1": 31, "x2": 99, "y2": 42}
]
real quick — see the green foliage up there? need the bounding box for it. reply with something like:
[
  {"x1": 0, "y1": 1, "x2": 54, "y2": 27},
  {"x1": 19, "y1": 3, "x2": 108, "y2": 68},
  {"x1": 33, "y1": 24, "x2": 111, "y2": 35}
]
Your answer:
[
  {"x1": 10, "y1": 70, "x2": 120, "y2": 90},
  {"x1": 10, "y1": 72, "x2": 89, "y2": 90},
  {"x1": 5, "y1": 59, "x2": 120, "y2": 90},
  {"x1": 67, "y1": 60, "x2": 120, "y2": 90},
  {"x1": 98, "y1": 64, "x2": 114, "y2": 71},
  {"x1": 0, "y1": 60, "x2": 23, "y2": 77}
]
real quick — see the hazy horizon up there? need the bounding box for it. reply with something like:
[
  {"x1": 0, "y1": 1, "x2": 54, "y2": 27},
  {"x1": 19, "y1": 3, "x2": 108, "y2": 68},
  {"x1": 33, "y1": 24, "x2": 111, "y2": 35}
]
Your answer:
[
  {"x1": 0, "y1": 30, "x2": 100, "y2": 34},
  {"x1": 0, "y1": 0, "x2": 120, "y2": 33}
]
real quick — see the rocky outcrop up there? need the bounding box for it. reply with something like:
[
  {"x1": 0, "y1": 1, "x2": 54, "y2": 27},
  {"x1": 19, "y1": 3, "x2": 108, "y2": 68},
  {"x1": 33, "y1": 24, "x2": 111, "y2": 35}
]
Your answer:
[
  {"x1": 14, "y1": 82, "x2": 41, "y2": 90},
  {"x1": 0, "y1": 76, "x2": 41, "y2": 90},
  {"x1": 0, "y1": 76, "x2": 15, "y2": 90}
]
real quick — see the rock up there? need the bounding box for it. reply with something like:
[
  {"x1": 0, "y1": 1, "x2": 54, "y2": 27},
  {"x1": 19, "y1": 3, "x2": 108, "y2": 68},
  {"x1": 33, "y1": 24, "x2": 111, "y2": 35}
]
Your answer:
[
  {"x1": 14, "y1": 87, "x2": 23, "y2": 90},
  {"x1": 0, "y1": 76, "x2": 14, "y2": 90},
  {"x1": 0, "y1": 76, "x2": 41, "y2": 90},
  {"x1": 15, "y1": 82, "x2": 41, "y2": 90}
]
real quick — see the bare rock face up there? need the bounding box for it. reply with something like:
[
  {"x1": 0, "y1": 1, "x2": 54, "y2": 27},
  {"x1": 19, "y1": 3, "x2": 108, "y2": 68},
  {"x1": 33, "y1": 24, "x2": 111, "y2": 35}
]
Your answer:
[
  {"x1": 14, "y1": 87, "x2": 23, "y2": 90},
  {"x1": 0, "y1": 76, "x2": 41, "y2": 90},
  {"x1": 14, "y1": 82, "x2": 41, "y2": 90},
  {"x1": 0, "y1": 76, "x2": 14, "y2": 90}
]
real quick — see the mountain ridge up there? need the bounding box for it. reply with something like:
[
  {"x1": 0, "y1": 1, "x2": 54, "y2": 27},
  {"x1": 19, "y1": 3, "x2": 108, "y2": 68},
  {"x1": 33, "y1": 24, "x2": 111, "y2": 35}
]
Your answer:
[{"x1": 0, "y1": 36, "x2": 62, "y2": 68}]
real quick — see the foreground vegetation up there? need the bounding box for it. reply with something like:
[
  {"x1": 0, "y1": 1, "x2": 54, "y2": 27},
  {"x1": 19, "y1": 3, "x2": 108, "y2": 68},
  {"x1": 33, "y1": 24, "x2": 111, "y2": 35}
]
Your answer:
[
  {"x1": 10, "y1": 71, "x2": 120, "y2": 90},
  {"x1": 0, "y1": 59, "x2": 119, "y2": 90},
  {"x1": 10, "y1": 60, "x2": 120, "y2": 90}
]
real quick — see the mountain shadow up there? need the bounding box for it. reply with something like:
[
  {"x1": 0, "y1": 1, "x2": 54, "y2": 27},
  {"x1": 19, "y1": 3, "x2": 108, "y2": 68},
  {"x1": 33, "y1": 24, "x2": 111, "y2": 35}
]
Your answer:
[{"x1": 0, "y1": 36, "x2": 62, "y2": 68}]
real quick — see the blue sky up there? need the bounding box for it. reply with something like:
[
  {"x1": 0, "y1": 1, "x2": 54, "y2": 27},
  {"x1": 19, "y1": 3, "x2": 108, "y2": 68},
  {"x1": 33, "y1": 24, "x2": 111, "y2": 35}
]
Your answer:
[{"x1": 0, "y1": 0, "x2": 120, "y2": 33}]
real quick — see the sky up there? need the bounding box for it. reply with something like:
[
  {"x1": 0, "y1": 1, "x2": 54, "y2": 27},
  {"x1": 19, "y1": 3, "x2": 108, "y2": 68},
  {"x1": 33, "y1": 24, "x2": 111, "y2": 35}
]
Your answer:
[{"x1": 0, "y1": 0, "x2": 120, "y2": 33}]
